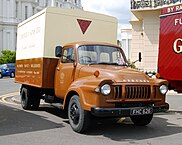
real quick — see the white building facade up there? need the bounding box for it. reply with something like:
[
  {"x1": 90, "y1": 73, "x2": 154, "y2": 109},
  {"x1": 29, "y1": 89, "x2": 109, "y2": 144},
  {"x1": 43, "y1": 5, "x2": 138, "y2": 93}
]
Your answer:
[
  {"x1": 0, "y1": 0, "x2": 82, "y2": 52},
  {"x1": 130, "y1": 0, "x2": 182, "y2": 72}
]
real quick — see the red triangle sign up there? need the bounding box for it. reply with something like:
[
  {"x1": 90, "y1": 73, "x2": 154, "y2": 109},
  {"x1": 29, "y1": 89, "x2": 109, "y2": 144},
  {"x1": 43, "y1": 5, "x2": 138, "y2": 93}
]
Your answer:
[{"x1": 77, "y1": 19, "x2": 92, "y2": 34}]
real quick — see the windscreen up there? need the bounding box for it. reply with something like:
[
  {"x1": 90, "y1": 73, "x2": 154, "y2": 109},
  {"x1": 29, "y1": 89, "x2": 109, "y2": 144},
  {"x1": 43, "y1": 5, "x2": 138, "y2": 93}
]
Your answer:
[
  {"x1": 78, "y1": 45, "x2": 126, "y2": 66},
  {"x1": 0, "y1": 64, "x2": 7, "y2": 69}
]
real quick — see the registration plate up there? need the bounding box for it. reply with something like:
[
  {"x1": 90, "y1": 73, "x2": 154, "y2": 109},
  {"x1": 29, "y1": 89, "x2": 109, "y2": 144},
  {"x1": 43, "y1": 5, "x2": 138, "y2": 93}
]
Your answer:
[{"x1": 130, "y1": 107, "x2": 153, "y2": 115}]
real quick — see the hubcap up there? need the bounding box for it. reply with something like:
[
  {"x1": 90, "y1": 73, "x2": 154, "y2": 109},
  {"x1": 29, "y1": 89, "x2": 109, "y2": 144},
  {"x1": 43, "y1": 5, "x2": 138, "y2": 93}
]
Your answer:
[
  {"x1": 11, "y1": 73, "x2": 15, "y2": 77},
  {"x1": 70, "y1": 103, "x2": 80, "y2": 125}
]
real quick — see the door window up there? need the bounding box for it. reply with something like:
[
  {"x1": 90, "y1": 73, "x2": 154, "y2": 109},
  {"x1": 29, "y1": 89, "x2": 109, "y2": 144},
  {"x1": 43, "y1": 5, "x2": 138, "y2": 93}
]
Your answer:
[{"x1": 62, "y1": 48, "x2": 75, "y2": 63}]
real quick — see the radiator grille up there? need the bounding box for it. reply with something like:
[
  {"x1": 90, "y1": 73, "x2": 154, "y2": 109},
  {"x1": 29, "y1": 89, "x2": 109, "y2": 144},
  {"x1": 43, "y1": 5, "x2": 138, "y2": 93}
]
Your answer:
[
  {"x1": 114, "y1": 85, "x2": 151, "y2": 99},
  {"x1": 114, "y1": 86, "x2": 122, "y2": 99},
  {"x1": 125, "y1": 86, "x2": 150, "y2": 99}
]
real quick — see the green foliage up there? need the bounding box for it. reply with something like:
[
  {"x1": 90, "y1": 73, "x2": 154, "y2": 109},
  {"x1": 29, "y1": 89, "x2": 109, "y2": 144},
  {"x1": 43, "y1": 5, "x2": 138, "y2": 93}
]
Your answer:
[
  {"x1": 127, "y1": 59, "x2": 136, "y2": 69},
  {"x1": 0, "y1": 50, "x2": 16, "y2": 64}
]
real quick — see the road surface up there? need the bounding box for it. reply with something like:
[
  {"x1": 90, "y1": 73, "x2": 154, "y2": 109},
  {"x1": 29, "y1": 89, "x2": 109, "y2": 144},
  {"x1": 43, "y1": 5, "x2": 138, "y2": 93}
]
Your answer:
[{"x1": 0, "y1": 78, "x2": 182, "y2": 145}]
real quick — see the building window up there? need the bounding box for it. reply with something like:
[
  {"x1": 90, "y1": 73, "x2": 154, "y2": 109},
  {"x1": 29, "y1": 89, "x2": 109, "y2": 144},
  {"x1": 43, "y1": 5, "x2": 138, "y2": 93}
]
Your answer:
[
  {"x1": 45, "y1": 0, "x2": 48, "y2": 6},
  {"x1": 65, "y1": 0, "x2": 67, "y2": 2},
  {"x1": 56, "y1": 2, "x2": 59, "y2": 6},
  {"x1": 6, "y1": 0, "x2": 10, "y2": 19},
  {"x1": 6, "y1": 32, "x2": 10, "y2": 50},
  {"x1": 32, "y1": 7, "x2": 35, "y2": 15},
  {"x1": 25, "y1": 6, "x2": 28, "y2": 19},
  {"x1": 15, "y1": 32, "x2": 17, "y2": 50},
  {"x1": 15, "y1": 1, "x2": 18, "y2": 18},
  {"x1": 75, "y1": 0, "x2": 77, "y2": 4}
]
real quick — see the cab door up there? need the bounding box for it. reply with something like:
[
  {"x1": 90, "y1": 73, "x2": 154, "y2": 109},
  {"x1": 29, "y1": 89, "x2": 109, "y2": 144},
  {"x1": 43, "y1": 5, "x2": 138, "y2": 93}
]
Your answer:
[{"x1": 54, "y1": 47, "x2": 76, "y2": 98}]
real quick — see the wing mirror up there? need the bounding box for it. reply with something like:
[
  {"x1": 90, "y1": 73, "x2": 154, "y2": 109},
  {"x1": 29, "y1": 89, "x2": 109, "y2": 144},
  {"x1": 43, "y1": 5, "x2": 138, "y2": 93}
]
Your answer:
[
  {"x1": 133, "y1": 52, "x2": 142, "y2": 63},
  {"x1": 55, "y1": 46, "x2": 63, "y2": 57},
  {"x1": 139, "y1": 52, "x2": 142, "y2": 62}
]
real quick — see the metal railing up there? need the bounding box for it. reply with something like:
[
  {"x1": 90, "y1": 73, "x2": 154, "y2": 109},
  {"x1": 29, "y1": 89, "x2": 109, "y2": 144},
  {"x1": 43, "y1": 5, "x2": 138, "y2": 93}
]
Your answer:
[{"x1": 131, "y1": 0, "x2": 182, "y2": 9}]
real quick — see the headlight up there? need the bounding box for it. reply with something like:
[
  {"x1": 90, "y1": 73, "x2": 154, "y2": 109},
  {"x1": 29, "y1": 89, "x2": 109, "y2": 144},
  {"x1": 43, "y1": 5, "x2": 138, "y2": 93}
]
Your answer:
[
  {"x1": 101, "y1": 84, "x2": 111, "y2": 95},
  {"x1": 159, "y1": 85, "x2": 168, "y2": 95}
]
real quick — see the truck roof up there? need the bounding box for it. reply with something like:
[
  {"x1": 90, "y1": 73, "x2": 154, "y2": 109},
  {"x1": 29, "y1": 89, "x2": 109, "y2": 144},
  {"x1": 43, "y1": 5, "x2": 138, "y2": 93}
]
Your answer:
[
  {"x1": 64, "y1": 41, "x2": 119, "y2": 48},
  {"x1": 18, "y1": 7, "x2": 117, "y2": 28}
]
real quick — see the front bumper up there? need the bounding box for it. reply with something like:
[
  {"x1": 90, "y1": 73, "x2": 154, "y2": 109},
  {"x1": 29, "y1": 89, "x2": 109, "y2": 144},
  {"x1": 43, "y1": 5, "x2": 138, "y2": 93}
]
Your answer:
[{"x1": 91, "y1": 103, "x2": 169, "y2": 117}]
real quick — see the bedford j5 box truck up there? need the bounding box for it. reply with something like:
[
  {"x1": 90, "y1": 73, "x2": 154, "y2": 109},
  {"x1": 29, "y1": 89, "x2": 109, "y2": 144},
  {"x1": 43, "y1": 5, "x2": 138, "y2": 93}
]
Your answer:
[
  {"x1": 16, "y1": 7, "x2": 169, "y2": 133},
  {"x1": 158, "y1": 4, "x2": 182, "y2": 93}
]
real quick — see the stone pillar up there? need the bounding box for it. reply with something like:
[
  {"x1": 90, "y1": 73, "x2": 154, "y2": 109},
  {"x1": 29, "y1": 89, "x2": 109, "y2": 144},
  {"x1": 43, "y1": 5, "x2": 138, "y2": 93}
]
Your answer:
[
  {"x1": 130, "y1": 9, "x2": 161, "y2": 72},
  {"x1": 130, "y1": 14, "x2": 144, "y2": 70},
  {"x1": 0, "y1": 0, "x2": 3, "y2": 21},
  {"x1": 142, "y1": 10, "x2": 160, "y2": 72},
  {"x1": 51, "y1": 0, "x2": 55, "y2": 6}
]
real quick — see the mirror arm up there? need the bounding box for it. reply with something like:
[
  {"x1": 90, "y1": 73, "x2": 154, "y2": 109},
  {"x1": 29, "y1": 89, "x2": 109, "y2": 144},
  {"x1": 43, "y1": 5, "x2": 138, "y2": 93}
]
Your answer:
[
  {"x1": 133, "y1": 59, "x2": 139, "y2": 64},
  {"x1": 133, "y1": 52, "x2": 142, "y2": 64}
]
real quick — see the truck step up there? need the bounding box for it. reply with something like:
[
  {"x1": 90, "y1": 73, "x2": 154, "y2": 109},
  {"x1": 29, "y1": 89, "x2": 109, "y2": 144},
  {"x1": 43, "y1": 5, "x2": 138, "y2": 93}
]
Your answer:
[{"x1": 51, "y1": 103, "x2": 64, "y2": 110}]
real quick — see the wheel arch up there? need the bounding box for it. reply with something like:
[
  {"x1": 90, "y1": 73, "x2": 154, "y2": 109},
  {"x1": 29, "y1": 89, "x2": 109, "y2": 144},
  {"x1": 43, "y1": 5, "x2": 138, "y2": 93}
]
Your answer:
[
  {"x1": 63, "y1": 86, "x2": 91, "y2": 111},
  {"x1": 63, "y1": 90, "x2": 79, "y2": 111}
]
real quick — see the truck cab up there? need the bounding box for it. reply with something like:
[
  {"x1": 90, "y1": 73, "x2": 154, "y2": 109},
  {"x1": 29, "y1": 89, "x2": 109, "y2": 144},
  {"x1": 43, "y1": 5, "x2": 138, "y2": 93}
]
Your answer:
[{"x1": 51, "y1": 42, "x2": 168, "y2": 132}]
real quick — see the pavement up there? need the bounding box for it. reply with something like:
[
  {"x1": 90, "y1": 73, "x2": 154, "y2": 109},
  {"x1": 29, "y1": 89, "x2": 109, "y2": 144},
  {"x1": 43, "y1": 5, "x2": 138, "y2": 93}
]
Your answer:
[
  {"x1": 167, "y1": 90, "x2": 182, "y2": 96},
  {"x1": 11, "y1": 94, "x2": 45, "y2": 105},
  {"x1": 10, "y1": 90, "x2": 182, "y2": 112},
  {"x1": 11, "y1": 95, "x2": 20, "y2": 104}
]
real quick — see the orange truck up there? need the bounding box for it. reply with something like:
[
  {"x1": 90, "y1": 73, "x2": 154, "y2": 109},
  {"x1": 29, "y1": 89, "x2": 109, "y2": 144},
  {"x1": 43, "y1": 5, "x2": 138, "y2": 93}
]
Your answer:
[
  {"x1": 16, "y1": 7, "x2": 169, "y2": 133},
  {"x1": 158, "y1": 4, "x2": 182, "y2": 93}
]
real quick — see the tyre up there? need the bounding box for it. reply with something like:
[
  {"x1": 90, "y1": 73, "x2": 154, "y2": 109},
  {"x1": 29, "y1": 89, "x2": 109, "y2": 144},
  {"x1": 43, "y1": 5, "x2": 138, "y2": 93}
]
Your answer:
[
  {"x1": 10, "y1": 72, "x2": 15, "y2": 78},
  {"x1": 31, "y1": 96, "x2": 40, "y2": 110},
  {"x1": 21, "y1": 86, "x2": 40, "y2": 110},
  {"x1": 68, "y1": 95, "x2": 91, "y2": 133},
  {"x1": 130, "y1": 114, "x2": 153, "y2": 126},
  {"x1": 21, "y1": 87, "x2": 32, "y2": 110}
]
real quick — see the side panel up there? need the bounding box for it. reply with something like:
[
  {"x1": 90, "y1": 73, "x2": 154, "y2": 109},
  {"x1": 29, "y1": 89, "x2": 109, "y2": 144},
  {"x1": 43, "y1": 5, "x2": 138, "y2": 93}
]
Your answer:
[
  {"x1": 15, "y1": 58, "x2": 58, "y2": 88},
  {"x1": 158, "y1": 12, "x2": 182, "y2": 81},
  {"x1": 16, "y1": 12, "x2": 46, "y2": 60}
]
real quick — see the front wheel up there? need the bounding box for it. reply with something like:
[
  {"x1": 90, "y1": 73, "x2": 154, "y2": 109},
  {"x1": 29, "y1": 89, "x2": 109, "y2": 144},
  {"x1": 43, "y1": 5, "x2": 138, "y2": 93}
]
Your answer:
[
  {"x1": 130, "y1": 114, "x2": 153, "y2": 126},
  {"x1": 68, "y1": 95, "x2": 91, "y2": 133}
]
